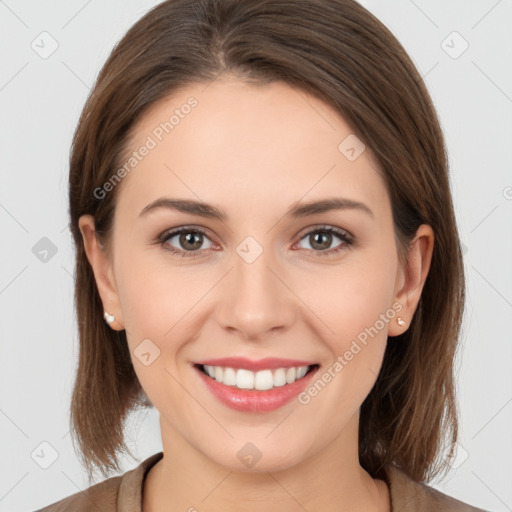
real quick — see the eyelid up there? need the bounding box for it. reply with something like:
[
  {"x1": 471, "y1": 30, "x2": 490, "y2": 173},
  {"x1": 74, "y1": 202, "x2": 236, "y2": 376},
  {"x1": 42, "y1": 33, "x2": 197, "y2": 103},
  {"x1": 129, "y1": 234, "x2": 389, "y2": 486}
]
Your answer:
[
  {"x1": 158, "y1": 224, "x2": 353, "y2": 242},
  {"x1": 295, "y1": 223, "x2": 354, "y2": 241}
]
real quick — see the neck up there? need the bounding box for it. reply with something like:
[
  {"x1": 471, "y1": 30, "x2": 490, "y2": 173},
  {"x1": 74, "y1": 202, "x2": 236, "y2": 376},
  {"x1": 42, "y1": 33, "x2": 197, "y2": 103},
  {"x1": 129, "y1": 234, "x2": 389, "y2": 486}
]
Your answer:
[{"x1": 143, "y1": 414, "x2": 390, "y2": 512}]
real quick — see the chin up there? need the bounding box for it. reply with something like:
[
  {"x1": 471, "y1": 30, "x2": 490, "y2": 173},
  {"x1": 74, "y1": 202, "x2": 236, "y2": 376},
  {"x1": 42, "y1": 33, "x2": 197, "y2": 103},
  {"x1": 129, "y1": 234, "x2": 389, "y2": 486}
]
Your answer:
[{"x1": 197, "y1": 435, "x2": 314, "y2": 474}]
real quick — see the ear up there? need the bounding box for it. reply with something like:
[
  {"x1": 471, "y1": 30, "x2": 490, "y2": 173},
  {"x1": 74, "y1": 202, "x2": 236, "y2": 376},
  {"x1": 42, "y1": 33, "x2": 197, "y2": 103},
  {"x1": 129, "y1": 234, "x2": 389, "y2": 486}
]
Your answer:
[
  {"x1": 78, "y1": 214, "x2": 124, "y2": 331},
  {"x1": 388, "y1": 224, "x2": 434, "y2": 337}
]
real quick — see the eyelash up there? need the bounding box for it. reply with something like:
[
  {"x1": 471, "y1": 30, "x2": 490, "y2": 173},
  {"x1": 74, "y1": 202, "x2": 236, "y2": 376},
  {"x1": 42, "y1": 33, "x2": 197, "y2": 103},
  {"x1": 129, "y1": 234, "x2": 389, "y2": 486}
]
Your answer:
[{"x1": 157, "y1": 225, "x2": 354, "y2": 259}]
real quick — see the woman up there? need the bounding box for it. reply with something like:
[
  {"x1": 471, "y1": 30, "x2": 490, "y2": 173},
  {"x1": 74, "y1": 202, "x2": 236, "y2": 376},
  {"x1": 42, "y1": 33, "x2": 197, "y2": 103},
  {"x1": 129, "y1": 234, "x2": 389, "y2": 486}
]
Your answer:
[{"x1": 38, "y1": 0, "x2": 489, "y2": 510}]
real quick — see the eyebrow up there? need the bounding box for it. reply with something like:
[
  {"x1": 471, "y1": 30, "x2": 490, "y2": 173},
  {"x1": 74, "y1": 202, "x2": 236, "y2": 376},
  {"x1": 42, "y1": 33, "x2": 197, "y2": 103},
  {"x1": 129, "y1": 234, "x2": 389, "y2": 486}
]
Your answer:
[{"x1": 138, "y1": 197, "x2": 374, "y2": 220}]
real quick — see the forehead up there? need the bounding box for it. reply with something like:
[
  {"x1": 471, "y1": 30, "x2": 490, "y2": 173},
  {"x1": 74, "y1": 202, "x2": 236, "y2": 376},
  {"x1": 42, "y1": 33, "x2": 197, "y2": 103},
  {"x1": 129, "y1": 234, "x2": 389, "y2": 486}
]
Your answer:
[{"x1": 116, "y1": 79, "x2": 390, "y2": 222}]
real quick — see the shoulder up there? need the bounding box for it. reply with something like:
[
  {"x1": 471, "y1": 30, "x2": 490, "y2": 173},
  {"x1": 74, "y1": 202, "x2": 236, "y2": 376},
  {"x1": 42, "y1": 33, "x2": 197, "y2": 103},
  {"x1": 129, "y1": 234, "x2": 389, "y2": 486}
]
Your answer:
[
  {"x1": 35, "y1": 452, "x2": 164, "y2": 512},
  {"x1": 35, "y1": 474, "x2": 122, "y2": 512},
  {"x1": 384, "y1": 464, "x2": 490, "y2": 512}
]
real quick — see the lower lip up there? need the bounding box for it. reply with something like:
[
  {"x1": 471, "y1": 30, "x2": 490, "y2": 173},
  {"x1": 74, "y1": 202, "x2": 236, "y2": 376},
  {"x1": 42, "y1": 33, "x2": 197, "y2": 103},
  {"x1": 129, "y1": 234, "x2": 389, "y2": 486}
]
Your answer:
[{"x1": 194, "y1": 365, "x2": 319, "y2": 413}]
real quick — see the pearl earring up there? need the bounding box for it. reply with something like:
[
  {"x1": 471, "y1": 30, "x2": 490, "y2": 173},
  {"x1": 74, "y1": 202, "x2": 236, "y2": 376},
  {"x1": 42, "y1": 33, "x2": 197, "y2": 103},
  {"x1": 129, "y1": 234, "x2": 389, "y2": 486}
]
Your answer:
[
  {"x1": 104, "y1": 311, "x2": 115, "y2": 324},
  {"x1": 397, "y1": 317, "x2": 406, "y2": 326}
]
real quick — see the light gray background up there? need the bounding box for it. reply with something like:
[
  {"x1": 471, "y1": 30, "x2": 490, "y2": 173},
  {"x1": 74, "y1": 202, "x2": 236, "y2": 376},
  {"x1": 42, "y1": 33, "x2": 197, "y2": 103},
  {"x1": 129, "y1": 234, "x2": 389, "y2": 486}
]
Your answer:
[{"x1": 1, "y1": 1, "x2": 511, "y2": 511}]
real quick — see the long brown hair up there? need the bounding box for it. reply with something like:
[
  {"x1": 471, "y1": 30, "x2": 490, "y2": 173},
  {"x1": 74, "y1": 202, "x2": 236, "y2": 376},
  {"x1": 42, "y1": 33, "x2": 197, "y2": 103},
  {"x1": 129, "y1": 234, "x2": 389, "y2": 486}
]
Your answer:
[{"x1": 68, "y1": 0, "x2": 464, "y2": 484}]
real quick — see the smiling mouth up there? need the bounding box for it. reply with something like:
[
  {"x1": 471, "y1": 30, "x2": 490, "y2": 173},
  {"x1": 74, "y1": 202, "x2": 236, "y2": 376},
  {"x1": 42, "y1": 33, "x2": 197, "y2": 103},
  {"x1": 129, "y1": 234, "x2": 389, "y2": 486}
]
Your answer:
[{"x1": 195, "y1": 363, "x2": 320, "y2": 391}]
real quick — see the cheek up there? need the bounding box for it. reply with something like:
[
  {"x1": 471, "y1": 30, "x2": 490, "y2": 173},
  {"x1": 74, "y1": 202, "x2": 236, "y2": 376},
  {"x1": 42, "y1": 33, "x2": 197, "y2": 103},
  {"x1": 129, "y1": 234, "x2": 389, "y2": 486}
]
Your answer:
[
  {"x1": 114, "y1": 246, "x2": 202, "y2": 339},
  {"x1": 113, "y1": 251, "x2": 202, "y2": 407},
  {"x1": 308, "y1": 254, "x2": 396, "y2": 335},
  {"x1": 113, "y1": 251, "x2": 217, "y2": 400},
  {"x1": 300, "y1": 248, "x2": 398, "y2": 383}
]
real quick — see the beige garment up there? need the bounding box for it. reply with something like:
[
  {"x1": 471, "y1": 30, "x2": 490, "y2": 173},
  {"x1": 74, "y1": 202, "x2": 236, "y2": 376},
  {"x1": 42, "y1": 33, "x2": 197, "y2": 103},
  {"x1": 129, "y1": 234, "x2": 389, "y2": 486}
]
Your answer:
[{"x1": 36, "y1": 451, "x2": 489, "y2": 511}]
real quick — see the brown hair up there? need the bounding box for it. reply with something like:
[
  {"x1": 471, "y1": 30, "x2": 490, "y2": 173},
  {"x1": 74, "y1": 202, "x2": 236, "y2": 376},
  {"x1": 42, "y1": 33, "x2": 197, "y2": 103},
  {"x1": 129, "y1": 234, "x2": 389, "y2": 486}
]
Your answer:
[{"x1": 68, "y1": 0, "x2": 465, "y2": 484}]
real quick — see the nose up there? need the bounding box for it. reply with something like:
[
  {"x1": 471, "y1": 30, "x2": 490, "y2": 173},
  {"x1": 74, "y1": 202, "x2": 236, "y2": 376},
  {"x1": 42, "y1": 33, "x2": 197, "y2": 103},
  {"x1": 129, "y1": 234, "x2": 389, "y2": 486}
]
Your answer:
[{"x1": 215, "y1": 246, "x2": 296, "y2": 341}]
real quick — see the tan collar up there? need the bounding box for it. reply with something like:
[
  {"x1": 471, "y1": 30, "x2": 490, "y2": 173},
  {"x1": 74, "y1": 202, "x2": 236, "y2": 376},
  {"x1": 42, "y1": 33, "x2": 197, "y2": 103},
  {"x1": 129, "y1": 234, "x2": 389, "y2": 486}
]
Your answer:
[{"x1": 381, "y1": 464, "x2": 486, "y2": 511}]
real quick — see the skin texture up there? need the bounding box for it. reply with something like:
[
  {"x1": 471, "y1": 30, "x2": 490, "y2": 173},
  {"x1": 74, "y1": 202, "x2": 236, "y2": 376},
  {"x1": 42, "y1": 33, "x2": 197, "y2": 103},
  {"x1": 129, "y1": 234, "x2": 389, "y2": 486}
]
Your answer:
[{"x1": 79, "y1": 78, "x2": 434, "y2": 512}]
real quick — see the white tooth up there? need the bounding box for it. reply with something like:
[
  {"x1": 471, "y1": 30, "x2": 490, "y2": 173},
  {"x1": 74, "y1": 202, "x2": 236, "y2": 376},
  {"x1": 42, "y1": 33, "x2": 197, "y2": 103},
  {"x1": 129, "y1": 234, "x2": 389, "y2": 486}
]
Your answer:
[
  {"x1": 236, "y1": 369, "x2": 255, "y2": 389},
  {"x1": 296, "y1": 366, "x2": 308, "y2": 379},
  {"x1": 273, "y1": 368, "x2": 287, "y2": 387},
  {"x1": 203, "y1": 365, "x2": 215, "y2": 378},
  {"x1": 254, "y1": 370, "x2": 274, "y2": 390},
  {"x1": 285, "y1": 367, "x2": 296, "y2": 384},
  {"x1": 203, "y1": 365, "x2": 310, "y2": 389},
  {"x1": 223, "y1": 367, "x2": 237, "y2": 386}
]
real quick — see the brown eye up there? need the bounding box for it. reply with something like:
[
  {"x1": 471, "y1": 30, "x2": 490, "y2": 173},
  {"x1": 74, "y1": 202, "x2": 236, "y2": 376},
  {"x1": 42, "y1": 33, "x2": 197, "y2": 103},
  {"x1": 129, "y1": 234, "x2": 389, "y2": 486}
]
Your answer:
[
  {"x1": 296, "y1": 226, "x2": 353, "y2": 255},
  {"x1": 160, "y1": 228, "x2": 213, "y2": 257},
  {"x1": 308, "y1": 232, "x2": 336, "y2": 251},
  {"x1": 176, "y1": 231, "x2": 204, "y2": 251}
]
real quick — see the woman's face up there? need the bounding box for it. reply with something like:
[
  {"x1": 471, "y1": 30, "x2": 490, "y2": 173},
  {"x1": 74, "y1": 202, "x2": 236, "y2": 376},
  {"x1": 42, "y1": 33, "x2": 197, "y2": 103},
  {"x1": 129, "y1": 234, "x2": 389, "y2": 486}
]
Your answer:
[{"x1": 82, "y1": 78, "x2": 429, "y2": 472}]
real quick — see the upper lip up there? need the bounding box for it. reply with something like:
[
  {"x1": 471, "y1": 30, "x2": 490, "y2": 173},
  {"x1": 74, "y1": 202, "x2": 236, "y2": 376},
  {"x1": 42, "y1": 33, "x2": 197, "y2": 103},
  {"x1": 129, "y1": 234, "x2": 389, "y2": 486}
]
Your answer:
[{"x1": 194, "y1": 357, "x2": 318, "y2": 372}]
